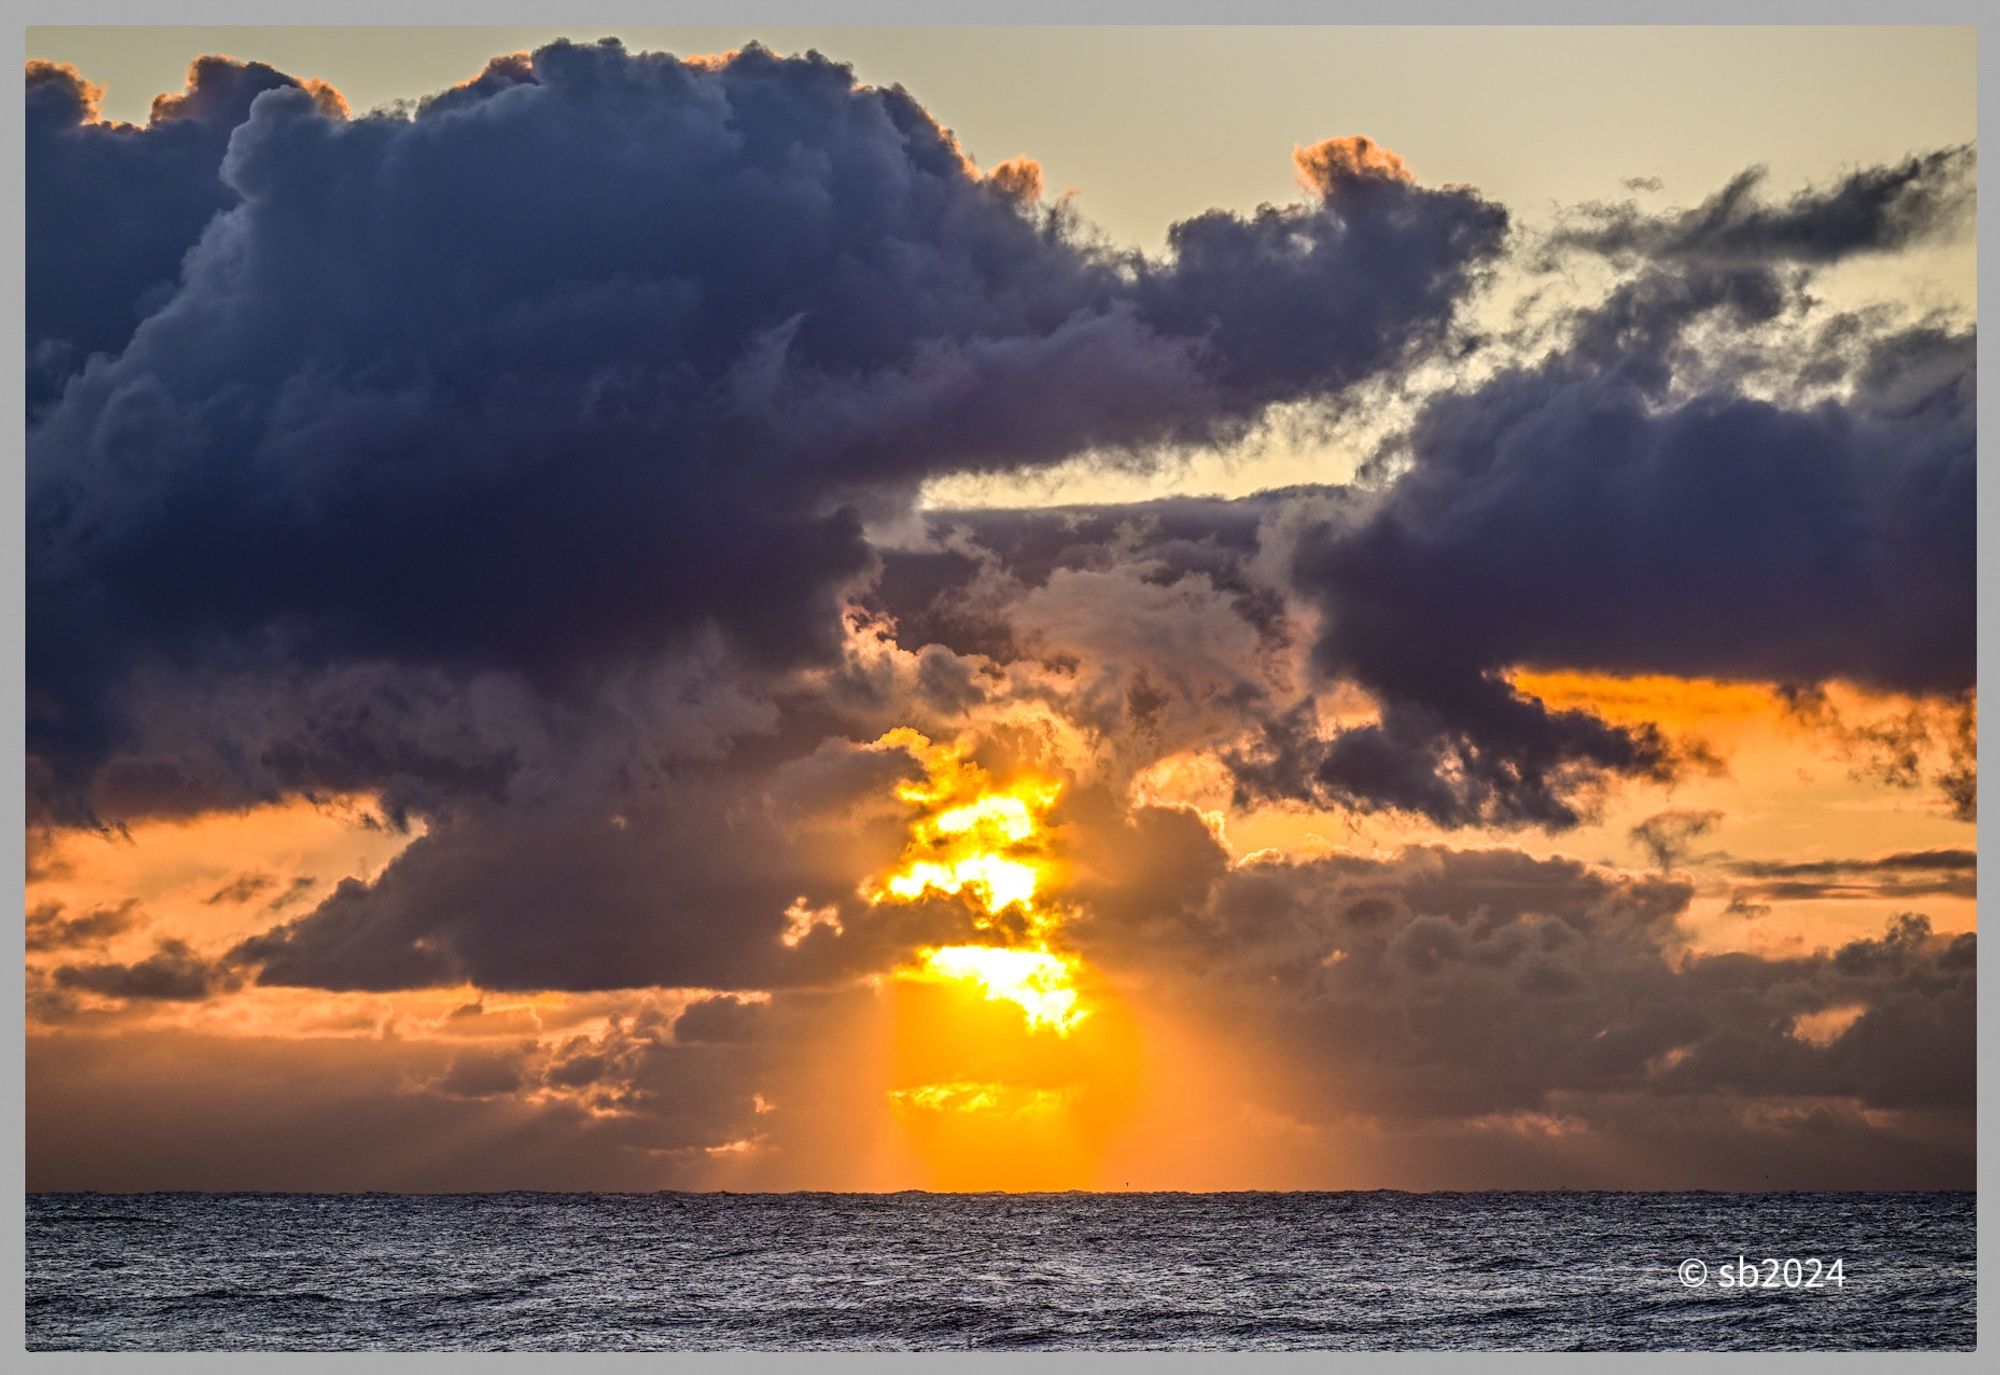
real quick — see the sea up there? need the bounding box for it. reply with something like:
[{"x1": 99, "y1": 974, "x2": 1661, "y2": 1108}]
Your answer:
[{"x1": 25, "y1": 1190, "x2": 1976, "y2": 1351}]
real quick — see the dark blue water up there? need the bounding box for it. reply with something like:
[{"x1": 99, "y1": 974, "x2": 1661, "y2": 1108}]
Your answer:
[{"x1": 26, "y1": 1191, "x2": 1974, "y2": 1350}]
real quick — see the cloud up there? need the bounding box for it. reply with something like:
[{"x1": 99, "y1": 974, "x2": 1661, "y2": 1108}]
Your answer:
[
  {"x1": 1725, "y1": 847, "x2": 1977, "y2": 878},
  {"x1": 1721, "y1": 891, "x2": 1772, "y2": 922},
  {"x1": 1552, "y1": 146, "x2": 1975, "y2": 264},
  {"x1": 1779, "y1": 685, "x2": 1976, "y2": 821},
  {"x1": 1072, "y1": 816, "x2": 1975, "y2": 1138},
  {"x1": 1718, "y1": 847, "x2": 1978, "y2": 902},
  {"x1": 983, "y1": 154, "x2": 1044, "y2": 204},
  {"x1": 38, "y1": 50, "x2": 1966, "y2": 852},
  {"x1": 1273, "y1": 262, "x2": 1972, "y2": 825},
  {"x1": 25, "y1": 899, "x2": 142, "y2": 953},
  {"x1": 433, "y1": 1046, "x2": 532, "y2": 1099},
  {"x1": 205, "y1": 871, "x2": 278, "y2": 906},
  {"x1": 25, "y1": 56, "x2": 345, "y2": 405},
  {"x1": 674, "y1": 994, "x2": 770, "y2": 1043},
  {"x1": 27, "y1": 39, "x2": 1506, "y2": 833},
  {"x1": 27, "y1": 985, "x2": 875, "y2": 1190},
  {"x1": 1134, "y1": 143, "x2": 1501, "y2": 413},
  {"x1": 230, "y1": 731, "x2": 969, "y2": 992},
  {"x1": 52, "y1": 938, "x2": 244, "y2": 1002},
  {"x1": 31, "y1": 821, "x2": 1974, "y2": 1188},
  {"x1": 1629, "y1": 809, "x2": 1722, "y2": 871},
  {"x1": 884, "y1": 272, "x2": 1973, "y2": 840},
  {"x1": 1292, "y1": 134, "x2": 1415, "y2": 196},
  {"x1": 877, "y1": 204, "x2": 1971, "y2": 835}
]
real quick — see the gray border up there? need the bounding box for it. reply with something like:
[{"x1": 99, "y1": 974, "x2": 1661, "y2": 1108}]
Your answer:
[{"x1": 6, "y1": 1, "x2": 1992, "y2": 1369}]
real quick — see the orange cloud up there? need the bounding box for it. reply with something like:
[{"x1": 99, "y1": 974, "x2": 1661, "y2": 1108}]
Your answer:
[
  {"x1": 985, "y1": 155, "x2": 1045, "y2": 205},
  {"x1": 1292, "y1": 134, "x2": 1414, "y2": 197},
  {"x1": 150, "y1": 55, "x2": 348, "y2": 123}
]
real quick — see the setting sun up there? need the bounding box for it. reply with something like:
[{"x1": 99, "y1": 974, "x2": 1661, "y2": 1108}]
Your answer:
[
  {"x1": 856, "y1": 729, "x2": 1125, "y2": 1182},
  {"x1": 907, "y1": 944, "x2": 1086, "y2": 1036}
]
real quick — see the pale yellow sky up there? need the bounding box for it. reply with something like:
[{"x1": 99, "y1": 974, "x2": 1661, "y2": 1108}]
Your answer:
[{"x1": 31, "y1": 26, "x2": 1975, "y2": 254}]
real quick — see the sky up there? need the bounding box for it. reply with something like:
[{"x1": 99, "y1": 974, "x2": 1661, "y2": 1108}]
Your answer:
[{"x1": 22, "y1": 26, "x2": 1977, "y2": 1192}]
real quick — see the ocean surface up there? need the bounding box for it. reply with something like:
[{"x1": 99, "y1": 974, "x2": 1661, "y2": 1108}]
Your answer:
[{"x1": 26, "y1": 1191, "x2": 1975, "y2": 1351}]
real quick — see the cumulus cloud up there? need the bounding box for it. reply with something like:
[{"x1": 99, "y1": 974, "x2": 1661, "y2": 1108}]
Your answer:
[
  {"x1": 26, "y1": 41, "x2": 1508, "y2": 836},
  {"x1": 983, "y1": 154, "x2": 1044, "y2": 204},
  {"x1": 1272, "y1": 266, "x2": 1972, "y2": 825},
  {"x1": 25, "y1": 56, "x2": 344, "y2": 405},
  {"x1": 880, "y1": 276, "x2": 1972, "y2": 837},
  {"x1": 1293, "y1": 134, "x2": 1415, "y2": 196},
  {"x1": 43, "y1": 45, "x2": 1969, "y2": 849}
]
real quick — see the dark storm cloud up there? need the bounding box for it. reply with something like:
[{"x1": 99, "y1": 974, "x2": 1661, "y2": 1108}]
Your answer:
[
  {"x1": 866, "y1": 490, "x2": 1309, "y2": 668},
  {"x1": 23, "y1": 33, "x2": 1977, "y2": 1140},
  {"x1": 27, "y1": 39, "x2": 1506, "y2": 831},
  {"x1": 1551, "y1": 146, "x2": 1974, "y2": 265},
  {"x1": 1131, "y1": 135, "x2": 1496, "y2": 410},
  {"x1": 887, "y1": 264, "x2": 1972, "y2": 840},
  {"x1": 25, "y1": 56, "x2": 344, "y2": 406},
  {"x1": 1204, "y1": 156, "x2": 1974, "y2": 829},
  {"x1": 1273, "y1": 262, "x2": 1973, "y2": 826},
  {"x1": 882, "y1": 234, "x2": 1970, "y2": 837}
]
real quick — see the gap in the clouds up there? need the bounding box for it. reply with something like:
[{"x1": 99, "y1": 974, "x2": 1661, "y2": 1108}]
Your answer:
[
  {"x1": 1124, "y1": 671, "x2": 1975, "y2": 964},
  {"x1": 915, "y1": 396, "x2": 1374, "y2": 511},
  {"x1": 27, "y1": 794, "x2": 419, "y2": 977}
]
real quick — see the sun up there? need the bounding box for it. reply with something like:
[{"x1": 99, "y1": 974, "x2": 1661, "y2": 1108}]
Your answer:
[
  {"x1": 907, "y1": 944, "x2": 1086, "y2": 1036},
  {"x1": 863, "y1": 727, "x2": 1084, "y2": 1032},
  {"x1": 860, "y1": 729, "x2": 1134, "y2": 1187},
  {"x1": 867, "y1": 731, "x2": 1063, "y2": 927}
]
